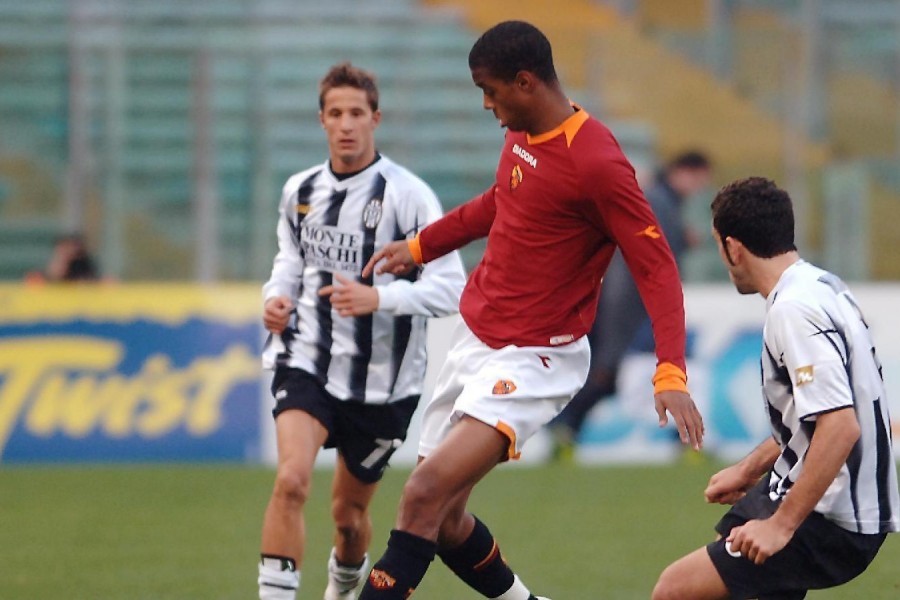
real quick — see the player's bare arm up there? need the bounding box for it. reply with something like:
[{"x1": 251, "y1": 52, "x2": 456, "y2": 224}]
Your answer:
[
  {"x1": 705, "y1": 465, "x2": 758, "y2": 506},
  {"x1": 362, "y1": 239, "x2": 416, "y2": 277},
  {"x1": 706, "y1": 438, "x2": 780, "y2": 505},
  {"x1": 726, "y1": 407, "x2": 860, "y2": 564},
  {"x1": 318, "y1": 272, "x2": 379, "y2": 317},
  {"x1": 654, "y1": 390, "x2": 705, "y2": 450},
  {"x1": 263, "y1": 295, "x2": 293, "y2": 334}
]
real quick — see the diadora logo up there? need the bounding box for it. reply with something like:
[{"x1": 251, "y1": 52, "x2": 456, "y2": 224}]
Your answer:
[
  {"x1": 512, "y1": 143, "x2": 538, "y2": 168},
  {"x1": 537, "y1": 354, "x2": 551, "y2": 369},
  {"x1": 510, "y1": 164, "x2": 523, "y2": 191},
  {"x1": 492, "y1": 380, "x2": 517, "y2": 395},
  {"x1": 635, "y1": 225, "x2": 661, "y2": 239},
  {"x1": 368, "y1": 569, "x2": 396, "y2": 590},
  {"x1": 795, "y1": 365, "x2": 815, "y2": 386}
]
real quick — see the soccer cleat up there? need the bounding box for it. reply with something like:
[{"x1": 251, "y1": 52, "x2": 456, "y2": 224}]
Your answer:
[
  {"x1": 547, "y1": 424, "x2": 576, "y2": 464},
  {"x1": 324, "y1": 548, "x2": 369, "y2": 600}
]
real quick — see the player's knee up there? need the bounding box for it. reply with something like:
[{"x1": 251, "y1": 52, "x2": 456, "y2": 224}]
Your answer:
[
  {"x1": 331, "y1": 497, "x2": 368, "y2": 540},
  {"x1": 272, "y1": 469, "x2": 312, "y2": 508},
  {"x1": 401, "y1": 470, "x2": 439, "y2": 507},
  {"x1": 398, "y1": 470, "x2": 445, "y2": 528}
]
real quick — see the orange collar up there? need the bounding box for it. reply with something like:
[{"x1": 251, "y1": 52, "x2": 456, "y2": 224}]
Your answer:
[{"x1": 526, "y1": 105, "x2": 589, "y2": 147}]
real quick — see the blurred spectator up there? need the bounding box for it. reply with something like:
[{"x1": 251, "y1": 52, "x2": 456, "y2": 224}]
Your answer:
[
  {"x1": 26, "y1": 233, "x2": 100, "y2": 283},
  {"x1": 549, "y1": 150, "x2": 712, "y2": 460}
]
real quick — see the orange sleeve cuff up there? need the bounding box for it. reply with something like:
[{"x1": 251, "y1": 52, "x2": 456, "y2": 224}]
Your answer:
[
  {"x1": 407, "y1": 233, "x2": 424, "y2": 265},
  {"x1": 652, "y1": 362, "x2": 688, "y2": 394}
]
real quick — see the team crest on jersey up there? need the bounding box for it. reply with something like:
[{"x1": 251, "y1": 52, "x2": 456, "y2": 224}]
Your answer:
[
  {"x1": 368, "y1": 569, "x2": 396, "y2": 590},
  {"x1": 492, "y1": 379, "x2": 517, "y2": 395},
  {"x1": 362, "y1": 198, "x2": 383, "y2": 229},
  {"x1": 795, "y1": 365, "x2": 815, "y2": 386},
  {"x1": 510, "y1": 164, "x2": 523, "y2": 191}
]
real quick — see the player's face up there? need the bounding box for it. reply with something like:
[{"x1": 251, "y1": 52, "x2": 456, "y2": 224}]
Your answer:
[
  {"x1": 471, "y1": 67, "x2": 529, "y2": 132},
  {"x1": 320, "y1": 86, "x2": 381, "y2": 173},
  {"x1": 713, "y1": 228, "x2": 756, "y2": 295}
]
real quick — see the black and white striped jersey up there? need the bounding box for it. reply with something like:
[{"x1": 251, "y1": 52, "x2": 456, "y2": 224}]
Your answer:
[
  {"x1": 262, "y1": 155, "x2": 466, "y2": 404},
  {"x1": 762, "y1": 260, "x2": 900, "y2": 534}
]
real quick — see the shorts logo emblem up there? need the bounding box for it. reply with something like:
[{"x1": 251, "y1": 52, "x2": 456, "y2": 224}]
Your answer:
[{"x1": 492, "y1": 380, "x2": 517, "y2": 395}]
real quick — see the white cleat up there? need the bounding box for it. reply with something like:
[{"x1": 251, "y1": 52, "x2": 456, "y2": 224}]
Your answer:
[{"x1": 323, "y1": 548, "x2": 369, "y2": 600}]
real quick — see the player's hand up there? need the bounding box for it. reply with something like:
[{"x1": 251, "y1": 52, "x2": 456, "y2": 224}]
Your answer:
[
  {"x1": 725, "y1": 517, "x2": 794, "y2": 565},
  {"x1": 263, "y1": 296, "x2": 293, "y2": 334},
  {"x1": 654, "y1": 390, "x2": 704, "y2": 450},
  {"x1": 319, "y1": 273, "x2": 379, "y2": 317},
  {"x1": 362, "y1": 240, "x2": 416, "y2": 277},
  {"x1": 705, "y1": 464, "x2": 755, "y2": 505}
]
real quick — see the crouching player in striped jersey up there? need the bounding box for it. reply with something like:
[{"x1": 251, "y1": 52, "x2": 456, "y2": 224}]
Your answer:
[
  {"x1": 256, "y1": 62, "x2": 466, "y2": 600},
  {"x1": 357, "y1": 21, "x2": 705, "y2": 600},
  {"x1": 653, "y1": 177, "x2": 900, "y2": 600}
]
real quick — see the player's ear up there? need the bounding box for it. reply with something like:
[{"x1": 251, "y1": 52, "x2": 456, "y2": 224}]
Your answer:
[
  {"x1": 319, "y1": 111, "x2": 325, "y2": 128},
  {"x1": 723, "y1": 235, "x2": 743, "y2": 266},
  {"x1": 372, "y1": 109, "x2": 382, "y2": 128},
  {"x1": 514, "y1": 70, "x2": 536, "y2": 93}
]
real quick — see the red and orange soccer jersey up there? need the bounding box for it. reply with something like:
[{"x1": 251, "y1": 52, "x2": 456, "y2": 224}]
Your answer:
[{"x1": 415, "y1": 108, "x2": 686, "y2": 372}]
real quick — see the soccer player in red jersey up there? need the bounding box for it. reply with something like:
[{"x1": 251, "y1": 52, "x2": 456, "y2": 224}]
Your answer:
[{"x1": 357, "y1": 21, "x2": 705, "y2": 600}]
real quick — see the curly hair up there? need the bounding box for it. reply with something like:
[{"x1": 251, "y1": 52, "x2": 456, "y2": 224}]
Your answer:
[{"x1": 711, "y1": 177, "x2": 797, "y2": 258}]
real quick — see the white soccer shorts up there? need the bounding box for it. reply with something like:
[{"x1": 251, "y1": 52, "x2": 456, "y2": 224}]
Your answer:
[{"x1": 418, "y1": 320, "x2": 590, "y2": 460}]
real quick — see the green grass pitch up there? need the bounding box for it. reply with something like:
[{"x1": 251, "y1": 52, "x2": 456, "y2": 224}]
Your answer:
[{"x1": 2, "y1": 462, "x2": 898, "y2": 599}]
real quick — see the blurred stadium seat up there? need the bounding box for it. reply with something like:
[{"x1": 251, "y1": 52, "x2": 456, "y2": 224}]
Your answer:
[
  {"x1": 2, "y1": 0, "x2": 898, "y2": 279},
  {"x1": 0, "y1": 0, "x2": 499, "y2": 278}
]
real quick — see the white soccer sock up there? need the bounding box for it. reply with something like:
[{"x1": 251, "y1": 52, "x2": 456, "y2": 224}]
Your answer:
[
  {"x1": 490, "y1": 574, "x2": 532, "y2": 600},
  {"x1": 325, "y1": 547, "x2": 370, "y2": 599},
  {"x1": 258, "y1": 556, "x2": 300, "y2": 600}
]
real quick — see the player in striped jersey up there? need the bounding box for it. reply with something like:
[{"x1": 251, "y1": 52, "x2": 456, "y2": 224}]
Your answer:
[
  {"x1": 256, "y1": 63, "x2": 466, "y2": 600},
  {"x1": 654, "y1": 177, "x2": 900, "y2": 599},
  {"x1": 356, "y1": 21, "x2": 704, "y2": 600}
]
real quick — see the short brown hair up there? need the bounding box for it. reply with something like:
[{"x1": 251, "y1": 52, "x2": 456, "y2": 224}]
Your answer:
[{"x1": 318, "y1": 62, "x2": 379, "y2": 111}]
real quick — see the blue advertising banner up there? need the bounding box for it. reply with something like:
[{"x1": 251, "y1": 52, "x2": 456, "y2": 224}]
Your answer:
[{"x1": 0, "y1": 284, "x2": 263, "y2": 463}]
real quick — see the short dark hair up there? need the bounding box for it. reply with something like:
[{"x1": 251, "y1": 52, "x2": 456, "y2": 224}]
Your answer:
[
  {"x1": 468, "y1": 21, "x2": 558, "y2": 83},
  {"x1": 667, "y1": 150, "x2": 711, "y2": 171},
  {"x1": 711, "y1": 177, "x2": 797, "y2": 258},
  {"x1": 319, "y1": 62, "x2": 379, "y2": 111}
]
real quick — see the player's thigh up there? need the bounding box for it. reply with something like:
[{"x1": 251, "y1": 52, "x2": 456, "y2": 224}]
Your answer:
[
  {"x1": 412, "y1": 415, "x2": 508, "y2": 500},
  {"x1": 331, "y1": 453, "x2": 380, "y2": 517},
  {"x1": 274, "y1": 409, "x2": 329, "y2": 472},
  {"x1": 654, "y1": 547, "x2": 730, "y2": 600}
]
